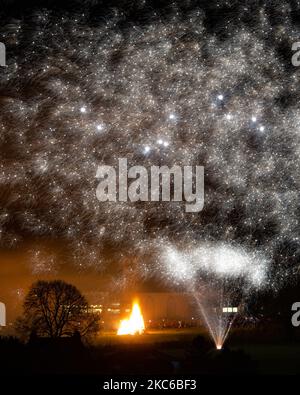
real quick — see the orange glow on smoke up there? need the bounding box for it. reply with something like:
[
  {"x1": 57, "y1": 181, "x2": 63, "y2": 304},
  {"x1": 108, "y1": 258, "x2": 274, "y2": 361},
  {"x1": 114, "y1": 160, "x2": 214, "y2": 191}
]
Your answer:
[{"x1": 117, "y1": 301, "x2": 145, "y2": 335}]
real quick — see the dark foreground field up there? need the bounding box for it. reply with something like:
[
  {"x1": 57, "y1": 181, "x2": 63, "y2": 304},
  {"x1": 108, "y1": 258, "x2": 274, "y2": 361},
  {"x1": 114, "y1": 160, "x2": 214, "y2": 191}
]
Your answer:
[
  {"x1": 1, "y1": 328, "x2": 300, "y2": 376},
  {"x1": 96, "y1": 329, "x2": 300, "y2": 375}
]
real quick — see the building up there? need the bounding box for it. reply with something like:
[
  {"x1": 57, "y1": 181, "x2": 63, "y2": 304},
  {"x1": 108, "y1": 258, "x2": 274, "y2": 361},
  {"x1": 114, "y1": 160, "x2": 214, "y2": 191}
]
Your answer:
[
  {"x1": 138, "y1": 292, "x2": 198, "y2": 322},
  {"x1": 86, "y1": 290, "x2": 244, "y2": 331},
  {"x1": 86, "y1": 292, "x2": 202, "y2": 330}
]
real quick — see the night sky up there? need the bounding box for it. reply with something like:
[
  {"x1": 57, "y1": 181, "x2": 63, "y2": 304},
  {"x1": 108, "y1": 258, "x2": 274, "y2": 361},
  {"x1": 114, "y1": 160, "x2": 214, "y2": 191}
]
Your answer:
[{"x1": 0, "y1": 0, "x2": 300, "y2": 320}]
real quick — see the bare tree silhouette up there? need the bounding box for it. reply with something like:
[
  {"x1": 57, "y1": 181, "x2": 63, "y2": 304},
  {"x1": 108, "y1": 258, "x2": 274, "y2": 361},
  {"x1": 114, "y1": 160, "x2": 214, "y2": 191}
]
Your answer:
[{"x1": 16, "y1": 280, "x2": 100, "y2": 339}]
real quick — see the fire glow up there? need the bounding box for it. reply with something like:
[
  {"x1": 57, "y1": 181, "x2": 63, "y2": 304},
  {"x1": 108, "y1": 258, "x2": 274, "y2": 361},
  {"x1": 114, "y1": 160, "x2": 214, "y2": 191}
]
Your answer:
[{"x1": 117, "y1": 301, "x2": 145, "y2": 335}]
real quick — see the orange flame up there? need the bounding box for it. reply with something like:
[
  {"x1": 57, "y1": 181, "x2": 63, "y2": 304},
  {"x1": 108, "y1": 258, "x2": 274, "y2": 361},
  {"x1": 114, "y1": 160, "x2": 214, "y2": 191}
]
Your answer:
[{"x1": 117, "y1": 301, "x2": 145, "y2": 335}]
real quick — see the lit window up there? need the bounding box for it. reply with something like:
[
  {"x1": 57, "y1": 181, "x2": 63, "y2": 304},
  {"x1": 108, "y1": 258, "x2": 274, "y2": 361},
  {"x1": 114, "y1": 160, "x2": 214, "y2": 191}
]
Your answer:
[{"x1": 222, "y1": 306, "x2": 238, "y2": 313}]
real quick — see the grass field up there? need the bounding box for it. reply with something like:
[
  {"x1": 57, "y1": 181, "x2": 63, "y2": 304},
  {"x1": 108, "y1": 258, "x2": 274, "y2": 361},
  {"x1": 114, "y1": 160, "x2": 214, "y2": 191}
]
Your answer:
[
  {"x1": 97, "y1": 328, "x2": 204, "y2": 345},
  {"x1": 95, "y1": 328, "x2": 300, "y2": 374}
]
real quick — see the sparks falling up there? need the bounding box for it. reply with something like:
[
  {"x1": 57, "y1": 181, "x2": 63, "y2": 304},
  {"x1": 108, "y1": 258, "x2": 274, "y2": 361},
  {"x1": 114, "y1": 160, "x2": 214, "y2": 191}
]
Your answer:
[
  {"x1": 0, "y1": 2, "x2": 299, "y2": 289},
  {"x1": 160, "y1": 242, "x2": 270, "y2": 347}
]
